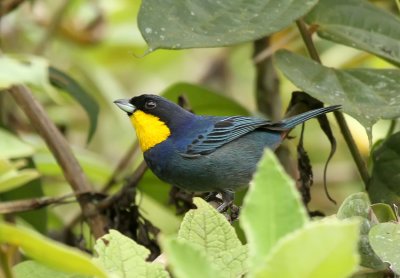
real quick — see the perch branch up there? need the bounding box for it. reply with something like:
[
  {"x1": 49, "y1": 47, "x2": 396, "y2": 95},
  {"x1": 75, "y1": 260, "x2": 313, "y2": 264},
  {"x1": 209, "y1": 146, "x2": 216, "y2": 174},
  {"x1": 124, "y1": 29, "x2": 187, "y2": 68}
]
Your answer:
[{"x1": 9, "y1": 85, "x2": 107, "y2": 239}]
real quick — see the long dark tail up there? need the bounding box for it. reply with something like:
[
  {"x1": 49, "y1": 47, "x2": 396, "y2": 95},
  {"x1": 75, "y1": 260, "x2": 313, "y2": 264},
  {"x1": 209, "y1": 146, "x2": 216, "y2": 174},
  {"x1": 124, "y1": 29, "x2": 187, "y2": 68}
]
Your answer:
[{"x1": 273, "y1": 105, "x2": 341, "y2": 130}]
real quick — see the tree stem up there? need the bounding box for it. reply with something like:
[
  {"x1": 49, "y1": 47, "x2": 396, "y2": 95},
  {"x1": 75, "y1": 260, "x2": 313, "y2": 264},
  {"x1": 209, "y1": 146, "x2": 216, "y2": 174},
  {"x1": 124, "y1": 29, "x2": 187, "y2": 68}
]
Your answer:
[
  {"x1": 295, "y1": 19, "x2": 370, "y2": 186},
  {"x1": 9, "y1": 85, "x2": 107, "y2": 239}
]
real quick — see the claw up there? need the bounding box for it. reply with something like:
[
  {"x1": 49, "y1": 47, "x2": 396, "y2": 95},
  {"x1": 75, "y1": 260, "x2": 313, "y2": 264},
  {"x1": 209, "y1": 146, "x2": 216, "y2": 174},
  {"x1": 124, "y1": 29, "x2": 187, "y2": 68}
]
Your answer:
[{"x1": 216, "y1": 190, "x2": 235, "y2": 213}]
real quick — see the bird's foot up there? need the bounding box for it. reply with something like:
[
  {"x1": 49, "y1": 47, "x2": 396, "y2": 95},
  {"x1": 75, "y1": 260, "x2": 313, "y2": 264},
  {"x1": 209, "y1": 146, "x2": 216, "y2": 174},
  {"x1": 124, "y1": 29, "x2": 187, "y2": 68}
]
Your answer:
[{"x1": 216, "y1": 190, "x2": 235, "y2": 213}]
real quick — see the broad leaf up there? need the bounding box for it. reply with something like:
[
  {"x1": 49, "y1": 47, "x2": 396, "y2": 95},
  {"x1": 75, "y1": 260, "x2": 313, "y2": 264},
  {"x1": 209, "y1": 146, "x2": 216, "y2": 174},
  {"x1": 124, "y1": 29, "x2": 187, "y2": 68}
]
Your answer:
[
  {"x1": 306, "y1": 0, "x2": 400, "y2": 66},
  {"x1": 0, "y1": 159, "x2": 40, "y2": 193},
  {"x1": 0, "y1": 223, "x2": 106, "y2": 278},
  {"x1": 162, "y1": 82, "x2": 248, "y2": 116},
  {"x1": 49, "y1": 67, "x2": 99, "y2": 143},
  {"x1": 162, "y1": 238, "x2": 221, "y2": 278},
  {"x1": 370, "y1": 203, "x2": 398, "y2": 223},
  {"x1": 253, "y1": 219, "x2": 360, "y2": 278},
  {"x1": 369, "y1": 223, "x2": 400, "y2": 275},
  {"x1": 337, "y1": 192, "x2": 385, "y2": 270},
  {"x1": 275, "y1": 50, "x2": 400, "y2": 139},
  {"x1": 14, "y1": 261, "x2": 88, "y2": 278},
  {"x1": 138, "y1": 0, "x2": 318, "y2": 50},
  {"x1": 240, "y1": 149, "x2": 308, "y2": 270},
  {"x1": 178, "y1": 198, "x2": 248, "y2": 277},
  {"x1": 368, "y1": 132, "x2": 400, "y2": 205},
  {"x1": 94, "y1": 229, "x2": 169, "y2": 278},
  {"x1": 0, "y1": 128, "x2": 35, "y2": 159},
  {"x1": 0, "y1": 55, "x2": 51, "y2": 91}
]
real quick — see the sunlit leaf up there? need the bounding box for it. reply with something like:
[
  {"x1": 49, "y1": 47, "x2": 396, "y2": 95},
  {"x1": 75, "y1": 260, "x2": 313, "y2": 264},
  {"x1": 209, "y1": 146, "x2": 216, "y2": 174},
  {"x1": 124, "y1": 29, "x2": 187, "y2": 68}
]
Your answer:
[
  {"x1": 0, "y1": 128, "x2": 35, "y2": 159},
  {"x1": 306, "y1": 0, "x2": 400, "y2": 66},
  {"x1": 138, "y1": 0, "x2": 318, "y2": 50},
  {"x1": 0, "y1": 55, "x2": 51, "y2": 91},
  {"x1": 337, "y1": 192, "x2": 385, "y2": 270},
  {"x1": 94, "y1": 229, "x2": 169, "y2": 278},
  {"x1": 371, "y1": 203, "x2": 398, "y2": 223},
  {"x1": 368, "y1": 132, "x2": 400, "y2": 205},
  {"x1": 162, "y1": 237, "x2": 221, "y2": 278},
  {"x1": 275, "y1": 50, "x2": 400, "y2": 139},
  {"x1": 178, "y1": 198, "x2": 248, "y2": 277},
  {"x1": 0, "y1": 223, "x2": 107, "y2": 278},
  {"x1": 14, "y1": 261, "x2": 88, "y2": 278},
  {"x1": 253, "y1": 219, "x2": 360, "y2": 278},
  {"x1": 240, "y1": 149, "x2": 308, "y2": 270},
  {"x1": 49, "y1": 67, "x2": 99, "y2": 143},
  {"x1": 369, "y1": 223, "x2": 400, "y2": 275},
  {"x1": 0, "y1": 167, "x2": 39, "y2": 193}
]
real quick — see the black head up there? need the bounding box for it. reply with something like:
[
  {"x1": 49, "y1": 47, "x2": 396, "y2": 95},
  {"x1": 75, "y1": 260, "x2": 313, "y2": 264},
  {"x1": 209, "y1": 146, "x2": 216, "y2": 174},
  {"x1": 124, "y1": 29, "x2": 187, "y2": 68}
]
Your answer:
[{"x1": 114, "y1": 94, "x2": 194, "y2": 128}]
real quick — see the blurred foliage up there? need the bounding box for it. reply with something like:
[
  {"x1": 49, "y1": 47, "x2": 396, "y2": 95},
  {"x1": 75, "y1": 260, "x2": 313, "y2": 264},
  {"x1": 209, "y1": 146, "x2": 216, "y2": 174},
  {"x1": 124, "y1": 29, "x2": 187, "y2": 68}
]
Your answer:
[{"x1": 1, "y1": 0, "x2": 400, "y2": 277}]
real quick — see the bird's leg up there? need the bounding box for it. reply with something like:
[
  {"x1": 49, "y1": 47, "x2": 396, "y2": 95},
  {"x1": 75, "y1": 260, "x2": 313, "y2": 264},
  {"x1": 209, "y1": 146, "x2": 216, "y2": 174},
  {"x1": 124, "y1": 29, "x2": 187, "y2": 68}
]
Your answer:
[
  {"x1": 216, "y1": 190, "x2": 235, "y2": 213},
  {"x1": 203, "y1": 191, "x2": 219, "y2": 202}
]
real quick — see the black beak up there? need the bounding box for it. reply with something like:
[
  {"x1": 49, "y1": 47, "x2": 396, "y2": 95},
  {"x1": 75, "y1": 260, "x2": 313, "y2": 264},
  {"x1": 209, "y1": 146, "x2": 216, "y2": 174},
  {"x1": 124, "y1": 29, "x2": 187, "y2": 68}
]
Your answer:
[{"x1": 114, "y1": 99, "x2": 135, "y2": 114}]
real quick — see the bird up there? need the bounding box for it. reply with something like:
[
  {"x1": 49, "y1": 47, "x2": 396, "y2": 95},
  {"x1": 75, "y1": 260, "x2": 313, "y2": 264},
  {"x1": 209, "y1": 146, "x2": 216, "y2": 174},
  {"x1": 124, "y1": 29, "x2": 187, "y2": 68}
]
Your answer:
[{"x1": 114, "y1": 94, "x2": 340, "y2": 212}]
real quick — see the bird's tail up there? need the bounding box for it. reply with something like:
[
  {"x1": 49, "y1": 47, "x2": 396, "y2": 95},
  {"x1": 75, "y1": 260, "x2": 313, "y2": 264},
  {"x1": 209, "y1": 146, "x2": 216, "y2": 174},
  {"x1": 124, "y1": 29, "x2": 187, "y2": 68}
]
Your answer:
[{"x1": 273, "y1": 105, "x2": 341, "y2": 130}]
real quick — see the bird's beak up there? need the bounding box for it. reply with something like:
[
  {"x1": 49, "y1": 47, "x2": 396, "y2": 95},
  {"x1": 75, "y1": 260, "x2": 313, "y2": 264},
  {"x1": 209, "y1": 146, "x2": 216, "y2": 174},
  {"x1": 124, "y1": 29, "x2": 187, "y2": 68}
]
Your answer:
[{"x1": 114, "y1": 99, "x2": 136, "y2": 114}]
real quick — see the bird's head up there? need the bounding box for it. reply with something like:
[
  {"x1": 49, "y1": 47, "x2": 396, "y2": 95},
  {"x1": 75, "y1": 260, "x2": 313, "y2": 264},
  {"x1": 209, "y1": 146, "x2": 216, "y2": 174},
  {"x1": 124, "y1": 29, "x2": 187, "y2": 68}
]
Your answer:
[{"x1": 114, "y1": 94, "x2": 192, "y2": 152}]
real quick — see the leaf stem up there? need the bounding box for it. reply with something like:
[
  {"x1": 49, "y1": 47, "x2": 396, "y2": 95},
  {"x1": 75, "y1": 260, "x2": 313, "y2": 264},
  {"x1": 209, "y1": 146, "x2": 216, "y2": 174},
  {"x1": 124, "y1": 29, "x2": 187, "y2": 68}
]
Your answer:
[{"x1": 295, "y1": 19, "x2": 370, "y2": 187}]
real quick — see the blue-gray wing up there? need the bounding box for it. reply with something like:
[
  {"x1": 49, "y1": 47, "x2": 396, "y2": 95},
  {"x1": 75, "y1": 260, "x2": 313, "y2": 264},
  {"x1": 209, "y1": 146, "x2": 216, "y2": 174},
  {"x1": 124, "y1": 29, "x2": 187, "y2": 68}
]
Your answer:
[{"x1": 179, "y1": 116, "x2": 271, "y2": 157}]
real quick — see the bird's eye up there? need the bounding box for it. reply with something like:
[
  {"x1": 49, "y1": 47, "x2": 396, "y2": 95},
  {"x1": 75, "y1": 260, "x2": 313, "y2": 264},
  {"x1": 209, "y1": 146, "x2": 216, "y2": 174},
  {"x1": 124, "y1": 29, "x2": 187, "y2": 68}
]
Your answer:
[{"x1": 144, "y1": 100, "x2": 157, "y2": 109}]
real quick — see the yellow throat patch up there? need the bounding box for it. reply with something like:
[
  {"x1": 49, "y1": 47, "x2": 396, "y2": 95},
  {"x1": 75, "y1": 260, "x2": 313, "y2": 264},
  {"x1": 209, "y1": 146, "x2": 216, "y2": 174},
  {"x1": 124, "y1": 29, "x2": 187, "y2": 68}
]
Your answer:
[{"x1": 130, "y1": 110, "x2": 171, "y2": 152}]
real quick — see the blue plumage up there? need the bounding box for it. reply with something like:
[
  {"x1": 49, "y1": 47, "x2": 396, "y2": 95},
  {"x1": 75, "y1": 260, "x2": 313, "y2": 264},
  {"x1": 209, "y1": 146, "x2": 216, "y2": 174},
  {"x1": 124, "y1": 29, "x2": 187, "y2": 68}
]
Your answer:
[{"x1": 114, "y1": 94, "x2": 341, "y2": 211}]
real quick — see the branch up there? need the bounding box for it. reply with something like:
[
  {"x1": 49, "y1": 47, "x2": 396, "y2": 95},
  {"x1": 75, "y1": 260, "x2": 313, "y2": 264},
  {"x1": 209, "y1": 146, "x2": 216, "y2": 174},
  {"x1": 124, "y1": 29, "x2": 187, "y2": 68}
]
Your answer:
[
  {"x1": 8, "y1": 85, "x2": 107, "y2": 239},
  {"x1": 295, "y1": 19, "x2": 370, "y2": 186},
  {"x1": 0, "y1": 193, "x2": 75, "y2": 214}
]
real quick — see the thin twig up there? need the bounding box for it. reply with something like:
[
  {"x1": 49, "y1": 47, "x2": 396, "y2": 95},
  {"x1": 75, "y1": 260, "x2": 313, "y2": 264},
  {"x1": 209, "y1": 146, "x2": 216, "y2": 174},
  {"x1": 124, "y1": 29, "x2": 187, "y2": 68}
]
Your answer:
[
  {"x1": 9, "y1": 85, "x2": 107, "y2": 239},
  {"x1": 0, "y1": 193, "x2": 75, "y2": 214},
  {"x1": 295, "y1": 19, "x2": 370, "y2": 186}
]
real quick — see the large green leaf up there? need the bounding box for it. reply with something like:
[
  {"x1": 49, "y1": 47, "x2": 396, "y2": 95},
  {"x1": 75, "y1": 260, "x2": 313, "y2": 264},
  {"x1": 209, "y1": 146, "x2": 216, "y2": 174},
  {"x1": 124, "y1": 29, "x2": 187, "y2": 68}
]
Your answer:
[
  {"x1": 14, "y1": 261, "x2": 88, "y2": 278},
  {"x1": 178, "y1": 198, "x2": 248, "y2": 277},
  {"x1": 94, "y1": 229, "x2": 169, "y2": 278},
  {"x1": 240, "y1": 149, "x2": 308, "y2": 270},
  {"x1": 368, "y1": 132, "x2": 400, "y2": 205},
  {"x1": 306, "y1": 0, "x2": 400, "y2": 66},
  {"x1": 0, "y1": 128, "x2": 35, "y2": 159},
  {"x1": 337, "y1": 192, "x2": 385, "y2": 270},
  {"x1": 138, "y1": 0, "x2": 318, "y2": 50},
  {"x1": 275, "y1": 50, "x2": 400, "y2": 138},
  {"x1": 369, "y1": 223, "x2": 400, "y2": 275},
  {"x1": 161, "y1": 82, "x2": 248, "y2": 116},
  {"x1": 253, "y1": 219, "x2": 360, "y2": 278},
  {"x1": 49, "y1": 67, "x2": 99, "y2": 143},
  {"x1": 162, "y1": 237, "x2": 221, "y2": 278},
  {"x1": 0, "y1": 158, "x2": 40, "y2": 193},
  {"x1": 0, "y1": 55, "x2": 51, "y2": 91},
  {"x1": 0, "y1": 223, "x2": 106, "y2": 278}
]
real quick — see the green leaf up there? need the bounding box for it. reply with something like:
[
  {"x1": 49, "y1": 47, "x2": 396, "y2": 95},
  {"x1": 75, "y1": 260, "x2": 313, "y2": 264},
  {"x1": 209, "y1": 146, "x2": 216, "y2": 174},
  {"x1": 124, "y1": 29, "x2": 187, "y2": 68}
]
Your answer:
[
  {"x1": 306, "y1": 0, "x2": 400, "y2": 66},
  {"x1": 162, "y1": 237, "x2": 221, "y2": 278},
  {"x1": 161, "y1": 82, "x2": 249, "y2": 116},
  {"x1": 138, "y1": 0, "x2": 318, "y2": 50},
  {"x1": 253, "y1": 219, "x2": 360, "y2": 278},
  {"x1": 0, "y1": 159, "x2": 40, "y2": 193},
  {"x1": 49, "y1": 67, "x2": 99, "y2": 143},
  {"x1": 0, "y1": 55, "x2": 51, "y2": 91},
  {"x1": 275, "y1": 50, "x2": 400, "y2": 139},
  {"x1": 371, "y1": 203, "x2": 398, "y2": 223},
  {"x1": 0, "y1": 222, "x2": 106, "y2": 278},
  {"x1": 94, "y1": 229, "x2": 169, "y2": 278},
  {"x1": 368, "y1": 132, "x2": 400, "y2": 205},
  {"x1": 14, "y1": 261, "x2": 88, "y2": 278},
  {"x1": 337, "y1": 192, "x2": 385, "y2": 270},
  {"x1": 0, "y1": 128, "x2": 35, "y2": 159},
  {"x1": 178, "y1": 198, "x2": 248, "y2": 277},
  {"x1": 369, "y1": 223, "x2": 400, "y2": 275},
  {"x1": 240, "y1": 149, "x2": 308, "y2": 270}
]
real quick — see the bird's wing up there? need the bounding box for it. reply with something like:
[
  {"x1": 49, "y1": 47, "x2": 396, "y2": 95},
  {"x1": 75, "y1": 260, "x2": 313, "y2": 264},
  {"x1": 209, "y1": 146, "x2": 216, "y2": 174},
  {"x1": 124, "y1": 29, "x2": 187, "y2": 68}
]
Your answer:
[{"x1": 179, "y1": 116, "x2": 270, "y2": 157}]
